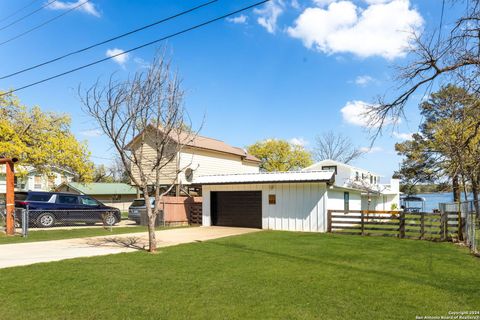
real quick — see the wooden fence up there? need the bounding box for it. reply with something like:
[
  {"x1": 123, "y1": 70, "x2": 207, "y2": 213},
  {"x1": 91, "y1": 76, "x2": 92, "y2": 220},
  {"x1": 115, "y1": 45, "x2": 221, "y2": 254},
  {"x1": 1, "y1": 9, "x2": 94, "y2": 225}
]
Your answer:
[
  {"x1": 161, "y1": 196, "x2": 202, "y2": 226},
  {"x1": 327, "y1": 210, "x2": 460, "y2": 241}
]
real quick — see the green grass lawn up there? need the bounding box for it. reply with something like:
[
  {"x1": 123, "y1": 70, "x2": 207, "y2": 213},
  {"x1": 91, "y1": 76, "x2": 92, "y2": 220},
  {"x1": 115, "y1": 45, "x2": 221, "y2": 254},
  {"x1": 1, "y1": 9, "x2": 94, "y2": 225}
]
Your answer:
[
  {"x1": 0, "y1": 226, "x2": 168, "y2": 244},
  {"x1": 0, "y1": 231, "x2": 478, "y2": 320}
]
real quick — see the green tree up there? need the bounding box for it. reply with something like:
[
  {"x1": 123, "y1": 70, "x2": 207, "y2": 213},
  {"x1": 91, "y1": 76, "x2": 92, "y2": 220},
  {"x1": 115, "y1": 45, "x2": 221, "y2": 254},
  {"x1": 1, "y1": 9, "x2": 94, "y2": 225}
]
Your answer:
[
  {"x1": 0, "y1": 91, "x2": 93, "y2": 180},
  {"x1": 395, "y1": 85, "x2": 480, "y2": 205},
  {"x1": 247, "y1": 139, "x2": 313, "y2": 172},
  {"x1": 93, "y1": 164, "x2": 114, "y2": 183}
]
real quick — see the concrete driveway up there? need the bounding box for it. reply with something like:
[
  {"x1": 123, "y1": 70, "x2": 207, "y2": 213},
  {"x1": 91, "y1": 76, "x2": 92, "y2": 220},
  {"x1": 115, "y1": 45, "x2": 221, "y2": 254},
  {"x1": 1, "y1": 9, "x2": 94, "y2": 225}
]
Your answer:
[{"x1": 0, "y1": 227, "x2": 260, "y2": 269}]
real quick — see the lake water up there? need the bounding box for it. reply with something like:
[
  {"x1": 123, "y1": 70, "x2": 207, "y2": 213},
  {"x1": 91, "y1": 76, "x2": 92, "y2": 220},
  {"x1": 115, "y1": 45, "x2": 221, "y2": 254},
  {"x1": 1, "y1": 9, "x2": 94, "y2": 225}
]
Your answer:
[{"x1": 413, "y1": 192, "x2": 472, "y2": 212}]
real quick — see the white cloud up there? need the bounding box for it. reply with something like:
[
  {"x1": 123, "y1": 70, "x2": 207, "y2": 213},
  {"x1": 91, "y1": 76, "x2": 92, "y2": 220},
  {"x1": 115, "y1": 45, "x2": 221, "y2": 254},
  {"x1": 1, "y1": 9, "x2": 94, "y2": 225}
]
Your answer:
[
  {"x1": 48, "y1": 0, "x2": 100, "y2": 17},
  {"x1": 359, "y1": 146, "x2": 383, "y2": 153},
  {"x1": 393, "y1": 132, "x2": 413, "y2": 140},
  {"x1": 341, "y1": 100, "x2": 398, "y2": 128},
  {"x1": 133, "y1": 57, "x2": 150, "y2": 69},
  {"x1": 287, "y1": 0, "x2": 423, "y2": 59},
  {"x1": 227, "y1": 14, "x2": 248, "y2": 24},
  {"x1": 80, "y1": 129, "x2": 102, "y2": 137},
  {"x1": 289, "y1": 137, "x2": 308, "y2": 146},
  {"x1": 340, "y1": 100, "x2": 375, "y2": 127},
  {"x1": 364, "y1": 0, "x2": 391, "y2": 4},
  {"x1": 254, "y1": 0, "x2": 285, "y2": 33},
  {"x1": 313, "y1": 0, "x2": 337, "y2": 7},
  {"x1": 354, "y1": 75, "x2": 375, "y2": 86},
  {"x1": 106, "y1": 48, "x2": 129, "y2": 67}
]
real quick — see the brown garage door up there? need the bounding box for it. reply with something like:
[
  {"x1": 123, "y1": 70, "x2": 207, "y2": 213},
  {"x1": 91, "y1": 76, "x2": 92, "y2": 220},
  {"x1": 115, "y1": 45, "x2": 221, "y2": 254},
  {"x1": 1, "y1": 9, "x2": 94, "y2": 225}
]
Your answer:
[{"x1": 211, "y1": 191, "x2": 262, "y2": 228}]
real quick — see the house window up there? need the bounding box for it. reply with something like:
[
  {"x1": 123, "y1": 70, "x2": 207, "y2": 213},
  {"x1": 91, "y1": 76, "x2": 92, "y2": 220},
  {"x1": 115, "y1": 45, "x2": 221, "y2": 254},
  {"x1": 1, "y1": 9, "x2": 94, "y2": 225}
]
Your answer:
[
  {"x1": 34, "y1": 175, "x2": 42, "y2": 189},
  {"x1": 355, "y1": 172, "x2": 359, "y2": 181},
  {"x1": 321, "y1": 165, "x2": 337, "y2": 174},
  {"x1": 361, "y1": 173, "x2": 365, "y2": 180},
  {"x1": 268, "y1": 194, "x2": 276, "y2": 205},
  {"x1": 344, "y1": 192, "x2": 350, "y2": 211},
  {"x1": 370, "y1": 175, "x2": 373, "y2": 184}
]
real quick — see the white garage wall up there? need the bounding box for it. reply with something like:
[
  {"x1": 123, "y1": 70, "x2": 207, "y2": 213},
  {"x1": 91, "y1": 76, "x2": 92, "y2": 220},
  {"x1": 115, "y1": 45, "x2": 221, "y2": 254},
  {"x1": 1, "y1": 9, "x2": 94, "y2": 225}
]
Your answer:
[
  {"x1": 326, "y1": 188, "x2": 362, "y2": 211},
  {"x1": 202, "y1": 182, "x2": 328, "y2": 232}
]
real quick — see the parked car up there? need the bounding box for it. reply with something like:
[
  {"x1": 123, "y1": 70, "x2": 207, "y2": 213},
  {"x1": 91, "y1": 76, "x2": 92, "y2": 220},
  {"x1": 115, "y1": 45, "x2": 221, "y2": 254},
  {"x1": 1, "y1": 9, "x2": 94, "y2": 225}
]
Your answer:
[
  {"x1": 15, "y1": 191, "x2": 121, "y2": 228},
  {"x1": 128, "y1": 198, "x2": 163, "y2": 224}
]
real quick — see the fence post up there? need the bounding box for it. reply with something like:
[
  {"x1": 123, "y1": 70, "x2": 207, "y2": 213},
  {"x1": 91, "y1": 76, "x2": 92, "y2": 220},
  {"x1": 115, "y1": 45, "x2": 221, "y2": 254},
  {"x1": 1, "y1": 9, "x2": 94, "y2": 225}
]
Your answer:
[
  {"x1": 22, "y1": 206, "x2": 29, "y2": 238},
  {"x1": 399, "y1": 211, "x2": 405, "y2": 239},
  {"x1": 327, "y1": 210, "x2": 332, "y2": 233},
  {"x1": 440, "y1": 211, "x2": 448, "y2": 241},
  {"x1": 458, "y1": 204, "x2": 464, "y2": 241},
  {"x1": 360, "y1": 211, "x2": 365, "y2": 236},
  {"x1": 420, "y1": 211, "x2": 425, "y2": 240}
]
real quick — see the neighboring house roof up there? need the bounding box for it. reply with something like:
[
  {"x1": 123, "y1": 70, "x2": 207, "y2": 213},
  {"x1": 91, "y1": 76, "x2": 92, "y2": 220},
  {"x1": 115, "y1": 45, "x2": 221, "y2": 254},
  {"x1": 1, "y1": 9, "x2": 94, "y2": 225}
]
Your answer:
[
  {"x1": 126, "y1": 125, "x2": 260, "y2": 163},
  {"x1": 193, "y1": 170, "x2": 335, "y2": 185},
  {"x1": 304, "y1": 159, "x2": 381, "y2": 176},
  {"x1": 56, "y1": 182, "x2": 138, "y2": 195}
]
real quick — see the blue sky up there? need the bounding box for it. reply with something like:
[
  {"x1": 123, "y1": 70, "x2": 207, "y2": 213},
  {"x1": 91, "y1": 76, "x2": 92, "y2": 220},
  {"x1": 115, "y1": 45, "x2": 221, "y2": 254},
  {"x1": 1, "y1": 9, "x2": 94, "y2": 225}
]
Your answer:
[{"x1": 0, "y1": 0, "x2": 458, "y2": 179}]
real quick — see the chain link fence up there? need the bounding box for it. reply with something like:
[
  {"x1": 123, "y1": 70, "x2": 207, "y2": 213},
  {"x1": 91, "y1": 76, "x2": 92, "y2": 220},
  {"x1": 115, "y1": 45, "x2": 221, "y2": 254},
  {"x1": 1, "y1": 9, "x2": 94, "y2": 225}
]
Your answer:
[
  {"x1": 0, "y1": 201, "x2": 5, "y2": 233},
  {"x1": 440, "y1": 200, "x2": 479, "y2": 256},
  {"x1": 18, "y1": 208, "x2": 122, "y2": 229}
]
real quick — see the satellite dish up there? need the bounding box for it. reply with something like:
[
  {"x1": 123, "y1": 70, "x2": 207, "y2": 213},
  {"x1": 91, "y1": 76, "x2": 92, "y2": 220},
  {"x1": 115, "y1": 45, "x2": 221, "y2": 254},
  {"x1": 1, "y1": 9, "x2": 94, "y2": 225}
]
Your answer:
[{"x1": 185, "y1": 168, "x2": 194, "y2": 182}]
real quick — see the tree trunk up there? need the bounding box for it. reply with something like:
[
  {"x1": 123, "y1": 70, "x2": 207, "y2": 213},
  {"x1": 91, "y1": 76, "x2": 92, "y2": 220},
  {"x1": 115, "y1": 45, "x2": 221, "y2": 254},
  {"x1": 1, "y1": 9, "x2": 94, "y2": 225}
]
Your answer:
[
  {"x1": 143, "y1": 190, "x2": 157, "y2": 253},
  {"x1": 472, "y1": 176, "x2": 480, "y2": 217},
  {"x1": 453, "y1": 175, "x2": 461, "y2": 202}
]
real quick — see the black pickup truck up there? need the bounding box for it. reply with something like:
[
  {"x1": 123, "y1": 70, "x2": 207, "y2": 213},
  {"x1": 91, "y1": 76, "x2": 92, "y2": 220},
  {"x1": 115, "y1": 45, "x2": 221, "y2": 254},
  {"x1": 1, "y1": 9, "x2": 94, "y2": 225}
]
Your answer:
[{"x1": 15, "y1": 191, "x2": 121, "y2": 228}]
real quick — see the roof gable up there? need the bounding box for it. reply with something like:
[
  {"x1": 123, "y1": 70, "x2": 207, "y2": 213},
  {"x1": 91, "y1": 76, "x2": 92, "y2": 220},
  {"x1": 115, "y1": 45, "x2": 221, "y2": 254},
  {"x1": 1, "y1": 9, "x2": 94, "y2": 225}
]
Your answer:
[{"x1": 126, "y1": 125, "x2": 260, "y2": 163}]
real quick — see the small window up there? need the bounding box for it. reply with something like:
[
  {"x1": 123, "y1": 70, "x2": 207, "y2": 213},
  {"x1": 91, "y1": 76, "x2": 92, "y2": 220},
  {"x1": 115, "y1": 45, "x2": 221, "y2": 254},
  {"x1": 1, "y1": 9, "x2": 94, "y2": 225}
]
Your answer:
[
  {"x1": 131, "y1": 199, "x2": 146, "y2": 207},
  {"x1": 370, "y1": 175, "x2": 373, "y2": 184},
  {"x1": 34, "y1": 175, "x2": 42, "y2": 189},
  {"x1": 355, "y1": 172, "x2": 359, "y2": 181},
  {"x1": 80, "y1": 197, "x2": 99, "y2": 206},
  {"x1": 321, "y1": 165, "x2": 337, "y2": 174},
  {"x1": 57, "y1": 195, "x2": 78, "y2": 205},
  {"x1": 268, "y1": 194, "x2": 276, "y2": 205},
  {"x1": 344, "y1": 192, "x2": 350, "y2": 211},
  {"x1": 28, "y1": 194, "x2": 52, "y2": 202}
]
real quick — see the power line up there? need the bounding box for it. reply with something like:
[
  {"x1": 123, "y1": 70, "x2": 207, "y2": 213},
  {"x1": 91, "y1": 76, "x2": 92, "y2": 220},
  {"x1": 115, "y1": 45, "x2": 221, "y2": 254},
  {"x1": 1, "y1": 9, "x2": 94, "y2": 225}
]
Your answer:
[
  {"x1": 0, "y1": 0, "x2": 57, "y2": 32},
  {"x1": 0, "y1": 0, "x2": 42, "y2": 23},
  {"x1": 0, "y1": 0, "x2": 218, "y2": 79},
  {"x1": 0, "y1": 0, "x2": 89, "y2": 47},
  {"x1": 0, "y1": 0, "x2": 270, "y2": 97}
]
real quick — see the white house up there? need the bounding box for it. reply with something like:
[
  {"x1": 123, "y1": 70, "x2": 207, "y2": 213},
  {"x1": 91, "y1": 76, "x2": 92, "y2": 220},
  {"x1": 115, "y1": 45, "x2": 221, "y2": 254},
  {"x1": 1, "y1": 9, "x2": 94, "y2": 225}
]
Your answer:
[
  {"x1": 303, "y1": 160, "x2": 400, "y2": 211},
  {"x1": 194, "y1": 160, "x2": 400, "y2": 233},
  {"x1": 0, "y1": 166, "x2": 75, "y2": 200}
]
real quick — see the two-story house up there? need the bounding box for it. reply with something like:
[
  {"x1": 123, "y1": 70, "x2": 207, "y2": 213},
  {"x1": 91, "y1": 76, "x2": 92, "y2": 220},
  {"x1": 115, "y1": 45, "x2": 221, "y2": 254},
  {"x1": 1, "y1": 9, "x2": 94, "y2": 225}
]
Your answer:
[
  {"x1": 0, "y1": 166, "x2": 75, "y2": 201},
  {"x1": 126, "y1": 127, "x2": 260, "y2": 196},
  {"x1": 303, "y1": 159, "x2": 400, "y2": 211}
]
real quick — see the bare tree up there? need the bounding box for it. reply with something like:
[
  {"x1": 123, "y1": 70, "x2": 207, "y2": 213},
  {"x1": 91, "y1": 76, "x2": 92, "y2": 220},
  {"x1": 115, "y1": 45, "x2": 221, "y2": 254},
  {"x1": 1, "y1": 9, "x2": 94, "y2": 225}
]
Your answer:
[
  {"x1": 368, "y1": 1, "x2": 480, "y2": 137},
  {"x1": 313, "y1": 131, "x2": 364, "y2": 164},
  {"x1": 81, "y1": 52, "x2": 197, "y2": 253}
]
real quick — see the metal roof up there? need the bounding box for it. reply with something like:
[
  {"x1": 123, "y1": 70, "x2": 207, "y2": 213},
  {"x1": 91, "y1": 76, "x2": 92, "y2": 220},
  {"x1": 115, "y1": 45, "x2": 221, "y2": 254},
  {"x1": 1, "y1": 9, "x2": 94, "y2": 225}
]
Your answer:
[
  {"x1": 56, "y1": 182, "x2": 138, "y2": 195},
  {"x1": 193, "y1": 170, "x2": 335, "y2": 185}
]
